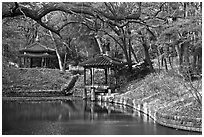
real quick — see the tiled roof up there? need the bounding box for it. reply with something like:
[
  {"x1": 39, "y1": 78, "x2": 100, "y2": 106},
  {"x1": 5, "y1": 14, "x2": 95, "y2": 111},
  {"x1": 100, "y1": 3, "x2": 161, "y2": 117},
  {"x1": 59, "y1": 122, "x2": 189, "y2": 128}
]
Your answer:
[
  {"x1": 19, "y1": 42, "x2": 55, "y2": 53},
  {"x1": 79, "y1": 54, "x2": 125, "y2": 68},
  {"x1": 19, "y1": 53, "x2": 56, "y2": 58}
]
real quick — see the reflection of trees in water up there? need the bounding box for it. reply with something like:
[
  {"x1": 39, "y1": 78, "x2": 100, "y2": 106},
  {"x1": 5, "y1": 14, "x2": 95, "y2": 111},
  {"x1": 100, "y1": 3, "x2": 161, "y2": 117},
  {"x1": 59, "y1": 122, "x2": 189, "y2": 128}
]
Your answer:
[
  {"x1": 3, "y1": 100, "x2": 71, "y2": 121},
  {"x1": 3, "y1": 99, "x2": 154, "y2": 124}
]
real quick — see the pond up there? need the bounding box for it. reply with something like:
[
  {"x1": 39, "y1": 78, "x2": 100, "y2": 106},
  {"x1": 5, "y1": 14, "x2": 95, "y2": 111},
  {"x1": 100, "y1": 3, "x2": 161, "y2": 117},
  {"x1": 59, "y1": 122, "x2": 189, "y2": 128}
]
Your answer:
[{"x1": 2, "y1": 98, "x2": 201, "y2": 135}]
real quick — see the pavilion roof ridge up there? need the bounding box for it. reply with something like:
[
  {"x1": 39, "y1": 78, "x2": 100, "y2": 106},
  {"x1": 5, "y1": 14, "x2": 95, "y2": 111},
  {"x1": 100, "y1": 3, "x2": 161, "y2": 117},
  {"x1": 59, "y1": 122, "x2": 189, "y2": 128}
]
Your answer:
[
  {"x1": 19, "y1": 41, "x2": 55, "y2": 52},
  {"x1": 27, "y1": 41, "x2": 55, "y2": 50},
  {"x1": 79, "y1": 54, "x2": 126, "y2": 68}
]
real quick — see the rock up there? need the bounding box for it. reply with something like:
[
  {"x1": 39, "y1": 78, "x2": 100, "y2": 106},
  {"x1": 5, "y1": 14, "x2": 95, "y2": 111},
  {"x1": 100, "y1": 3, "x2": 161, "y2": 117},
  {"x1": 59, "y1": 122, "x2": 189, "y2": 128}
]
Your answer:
[{"x1": 61, "y1": 74, "x2": 80, "y2": 95}]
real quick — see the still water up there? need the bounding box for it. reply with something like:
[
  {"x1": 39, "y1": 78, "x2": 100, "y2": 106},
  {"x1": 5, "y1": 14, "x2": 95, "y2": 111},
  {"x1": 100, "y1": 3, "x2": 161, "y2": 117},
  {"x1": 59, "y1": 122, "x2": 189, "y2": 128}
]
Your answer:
[{"x1": 2, "y1": 98, "x2": 201, "y2": 135}]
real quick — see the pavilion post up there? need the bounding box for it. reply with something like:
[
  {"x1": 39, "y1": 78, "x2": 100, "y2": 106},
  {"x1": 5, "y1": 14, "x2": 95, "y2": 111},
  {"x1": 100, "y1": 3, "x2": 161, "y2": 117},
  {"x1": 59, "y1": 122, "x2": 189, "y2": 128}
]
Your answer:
[
  {"x1": 105, "y1": 68, "x2": 108, "y2": 84},
  {"x1": 27, "y1": 57, "x2": 30, "y2": 68},
  {"x1": 107, "y1": 68, "x2": 111, "y2": 96},
  {"x1": 90, "y1": 68, "x2": 92, "y2": 85},
  {"x1": 91, "y1": 68, "x2": 94, "y2": 86},
  {"x1": 30, "y1": 58, "x2": 32, "y2": 68},
  {"x1": 91, "y1": 68, "x2": 95, "y2": 101},
  {"x1": 84, "y1": 68, "x2": 86, "y2": 85},
  {"x1": 44, "y1": 57, "x2": 47, "y2": 68},
  {"x1": 41, "y1": 57, "x2": 44, "y2": 67},
  {"x1": 25, "y1": 57, "x2": 28, "y2": 68},
  {"x1": 29, "y1": 57, "x2": 31, "y2": 68},
  {"x1": 18, "y1": 56, "x2": 22, "y2": 68},
  {"x1": 22, "y1": 57, "x2": 25, "y2": 68},
  {"x1": 23, "y1": 57, "x2": 26, "y2": 68},
  {"x1": 83, "y1": 68, "x2": 87, "y2": 99}
]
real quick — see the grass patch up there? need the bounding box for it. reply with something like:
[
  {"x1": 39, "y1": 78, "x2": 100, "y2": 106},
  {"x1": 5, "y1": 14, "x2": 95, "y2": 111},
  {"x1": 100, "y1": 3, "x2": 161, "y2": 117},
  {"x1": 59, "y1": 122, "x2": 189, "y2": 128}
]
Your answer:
[
  {"x1": 122, "y1": 70, "x2": 202, "y2": 118},
  {"x1": 2, "y1": 66, "x2": 72, "y2": 92}
]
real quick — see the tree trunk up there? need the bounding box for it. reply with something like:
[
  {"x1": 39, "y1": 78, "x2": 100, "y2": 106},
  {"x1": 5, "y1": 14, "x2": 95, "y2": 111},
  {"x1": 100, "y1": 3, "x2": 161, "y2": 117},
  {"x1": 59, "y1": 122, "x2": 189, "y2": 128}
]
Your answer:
[
  {"x1": 168, "y1": 56, "x2": 173, "y2": 69},
  {"x1": 175, "y1": 44, "x2": 183, "y2": 67},
  {"x1": 128, "y1": 35, "x2": 132, "y2": 64},
  {"x1": 183, "y1": 42, "x2": 190, "y2": 67},
  {"x1": 164, "y1": 58, "x2": 168, "y2": 71},
  {"x1": 130, "y1": 45, "x2": 139, "y2": 63},
  {"x1": 157, "y1": 46, "x2": 161, "y2": 72},
  {"x1": 128, "y1": 33, "x2": 139, "y2": 63},
  {"x1": 49, "y1": 31, "x2": 64, "y2": 71},
  {"x1": 122, "y1": 38, "x2": 132, "y2": 71},
  {"x1": 142, "y1": 40, "x2": 154, "y2": 72},
  {"x1": 63, "y1": 52, "x2": 67, "y2": 70},
  {"x1": 192, "y1": 46, "x2": 202, "y2": 72},
  {"x1": 94, "y1": 35, "x2": 103, "y2": 54}
]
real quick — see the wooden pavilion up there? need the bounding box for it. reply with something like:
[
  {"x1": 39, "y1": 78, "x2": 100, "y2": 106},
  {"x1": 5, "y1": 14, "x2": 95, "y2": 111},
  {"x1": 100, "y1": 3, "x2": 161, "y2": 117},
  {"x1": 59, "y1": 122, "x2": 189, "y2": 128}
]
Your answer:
[
  {"x1": 79, "y1": 54, "x2": 125, "y2": 101},
  {"x1": 19, "y1": 42, "x2": 58, "y2": 68}
]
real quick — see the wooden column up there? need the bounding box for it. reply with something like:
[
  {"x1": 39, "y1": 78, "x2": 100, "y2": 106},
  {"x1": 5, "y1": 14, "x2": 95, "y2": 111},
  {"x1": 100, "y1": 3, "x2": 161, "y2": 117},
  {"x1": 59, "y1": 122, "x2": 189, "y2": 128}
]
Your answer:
[
  {"x1": 107, "y1": 67, "x2": 111, "y2": 95},
  {"x1": 44, "y1": 58, "x2": 47, "y2": 68},
  {"x1": 83, "y1": 68, "x2": 87, "y2": 99},
  {"x1": 84, "y1": 68, "x2": 86, "y2": 85},
  {"x1": 29, "y1": 57, "x2": 31, "y2": 68},
  {"x1": 27, "y1": 57, "x2": 29, "y2": 68},
  {"x1": 90, "y1": 68, "x2": 92, "y2": 85},
  {"x1": 92, "y1": 68, "x2": 94, "y2": 86},
  {"x1": 18, "y1": 57, "x2": 22, "y2": 68},
  {"x1": 30, "y1": 58, "x2": 32, "y2": 68},
  {"x1": 23, "y1": 57, "x2": 26, "y2": 68},
  {"x1": 22, "y1": 57, "x2": 24, "y2": 67},
  {"x1": 25, "y1": 57, "x2": 28, "y2": 68},
  {"x1": 114, "y1": 70, "x2": 118, "y2": 85},
  {"x1": 105, "y1": 68, "x2": 108, "y2": 84},
  {"x1": 48, "y1": 58, "x2": 50, "y2": 68},
  {"x1": 41, "y1": 57, "x2": 44, "y2": 67},
  {"x1": 91, "y1": 68, "x2": 95, "y2": 101}
]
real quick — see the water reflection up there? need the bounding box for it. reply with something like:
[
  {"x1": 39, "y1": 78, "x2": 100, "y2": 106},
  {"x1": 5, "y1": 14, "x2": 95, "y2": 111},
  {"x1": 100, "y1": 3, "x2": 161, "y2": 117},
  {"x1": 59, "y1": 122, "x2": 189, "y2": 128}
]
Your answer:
[{"x1": 2, "y1": 99, "x2": 201, "y2": 135}]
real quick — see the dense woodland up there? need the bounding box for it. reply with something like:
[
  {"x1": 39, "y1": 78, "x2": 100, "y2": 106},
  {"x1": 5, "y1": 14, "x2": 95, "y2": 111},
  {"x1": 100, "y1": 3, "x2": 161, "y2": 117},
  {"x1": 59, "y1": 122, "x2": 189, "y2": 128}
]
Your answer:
[{"x1": 2, "y1": 2, "x2": 202, "y2": 75}]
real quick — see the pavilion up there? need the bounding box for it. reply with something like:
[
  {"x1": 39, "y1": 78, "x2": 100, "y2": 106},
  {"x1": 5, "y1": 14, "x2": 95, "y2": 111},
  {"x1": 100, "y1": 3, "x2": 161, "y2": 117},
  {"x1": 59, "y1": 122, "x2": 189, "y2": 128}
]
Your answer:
[
  {"x1": 19, "y1": 42, "x2": 58, "y2": 68},
  {"x1": 79, "y1": 54, "x2": 126, "y2": 101}
]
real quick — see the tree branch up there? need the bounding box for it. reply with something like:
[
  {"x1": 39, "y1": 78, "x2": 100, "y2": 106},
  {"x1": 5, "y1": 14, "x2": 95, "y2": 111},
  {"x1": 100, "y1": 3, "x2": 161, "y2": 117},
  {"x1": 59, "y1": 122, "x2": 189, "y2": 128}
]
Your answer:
[
  {"x1": 104, "y1": 2, "x2": 117, "y2": 17},
  {"x1": 37, "y1": 19, "x2": 61, "y2": 36},
  {"x1": 97, "y1": 29, "x2": 124, "y2": 51},
  {"x1": 58, "y1": 21, "x2": 95, "y2": 32},
  {"x1": 154, "y1": 2, "x2": 166, "y2": 17},
  {"x1": 94, "y1": 2, "x2": 141, "y2": 21}
]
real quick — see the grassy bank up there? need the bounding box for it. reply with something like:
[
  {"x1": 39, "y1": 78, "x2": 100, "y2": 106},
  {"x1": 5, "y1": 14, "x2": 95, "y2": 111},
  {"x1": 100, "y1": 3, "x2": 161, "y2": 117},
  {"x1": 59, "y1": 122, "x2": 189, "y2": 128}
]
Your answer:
[
  {"x1": 2, "y1": 66, "x2": 72, "y2": 92},
  {"x1": 120, "y1": 70, "x2": 202, "y2": 118}
]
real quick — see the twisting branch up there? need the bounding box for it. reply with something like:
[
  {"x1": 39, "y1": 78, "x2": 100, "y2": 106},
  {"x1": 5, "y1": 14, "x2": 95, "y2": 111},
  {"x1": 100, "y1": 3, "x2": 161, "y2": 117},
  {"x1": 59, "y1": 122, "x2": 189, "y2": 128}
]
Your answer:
[
  {"x1": 58, "y1": 21, "x2": 95, "y2": 32},
  {"x1": 104, "y1": 2, "x2": 116, "y2": 17},
  {"x1": 12, "y1": 2, "x2": 19, "y2": 13},
  {"x1": 36, "y1": 19, "x2": 61, "y2": 37},
  {"x1": 141, "y1": 2, "x2": 167, "y2": 23},
  {"x1": 154, "y1": 2, "x2": 166, "y2": 17},
  {"x1": 93, "y1": 2, "x2": 141, "y2": 21},
  {"x1": 109, "y1": 3, "x2": 117, "y2": 15},
  {"x1": 97, "y1": 29, "x2": 124, "y2": 51}
]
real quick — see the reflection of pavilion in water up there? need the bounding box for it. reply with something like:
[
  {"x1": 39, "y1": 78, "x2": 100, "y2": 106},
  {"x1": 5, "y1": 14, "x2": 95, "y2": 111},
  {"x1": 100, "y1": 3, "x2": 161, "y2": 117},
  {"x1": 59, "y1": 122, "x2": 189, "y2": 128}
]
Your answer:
[
  {"x1": 3, "y1": 99, "x2": 159, "y2": 135},
  {"x1": 3, "y1": 99, "x2": 154, "y2": 124},
  {"x1": 60, "y1": 100, "x2": 155, "y2": 124},
  {"x1": 4, "y1": 100, "x2": 199, "y2": 135}
]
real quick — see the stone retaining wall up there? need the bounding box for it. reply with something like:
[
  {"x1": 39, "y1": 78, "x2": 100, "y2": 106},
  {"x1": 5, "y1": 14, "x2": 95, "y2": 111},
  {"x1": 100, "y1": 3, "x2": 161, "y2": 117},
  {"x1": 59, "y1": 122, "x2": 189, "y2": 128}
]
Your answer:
[
  {"x1": 96, "y1": 94, "x2": 202, "y2": 132},
  {"x1": 3, "y1": 89, "x2": 201, "y2": 132},
  {"x1": 2, "y1": 90, "x2": 63, "y2": 97}
]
